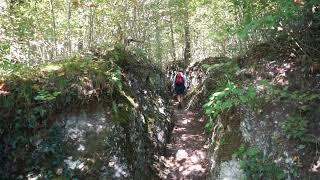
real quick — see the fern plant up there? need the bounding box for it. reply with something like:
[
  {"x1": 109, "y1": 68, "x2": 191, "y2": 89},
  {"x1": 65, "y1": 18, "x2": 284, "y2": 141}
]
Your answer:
[
  {"x1": 235, "y1": 145, "x2": 285, "y2": 179},
  {"x1": 284, "y1": 115, "x2": 306, "y2": 141},
  {"x1": 203, "y1": 81, "x2": 256, "y2": 131}
]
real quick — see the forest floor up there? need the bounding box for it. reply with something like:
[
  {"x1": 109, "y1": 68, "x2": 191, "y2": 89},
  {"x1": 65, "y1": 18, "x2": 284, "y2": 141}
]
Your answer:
[{"x1": 160, "y1": 101, "x2": 209, "y2": 179}]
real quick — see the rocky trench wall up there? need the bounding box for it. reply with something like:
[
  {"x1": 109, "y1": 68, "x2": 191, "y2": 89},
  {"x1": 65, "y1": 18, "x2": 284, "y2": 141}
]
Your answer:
[
  {"x1": 108, "y1": 52, "x2": 175, "y2": 179},
  {"x1": 186, "y1": 53, "x2": 320, "y2": 179},
  {"x1": 0, "y1": 49, "x2": 175, "y2": 179}
]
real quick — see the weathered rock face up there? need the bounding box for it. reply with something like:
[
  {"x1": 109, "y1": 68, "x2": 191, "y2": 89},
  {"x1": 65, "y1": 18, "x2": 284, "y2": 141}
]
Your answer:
[
  {"x1": 79, "y1": 53, "x2": 174, "y2": 179},
  {"x1": 27, "y1": 52, "x2": 174, "y2": 179},
  {"x1": 187, "y1": 49, "x2": 320, "y2": 179},
  {"x1": 233, "y1": 40, "x2": 320, "y2": 178},
  {"x1": 206, "y1": 109, "x2": 244, "y2": 180},
  {"x1": 107, "y1": 52, "x2": 173, "y2": 179},
  {"x1": 120, "y1": 52, "x2": 174, "y2": 158},
  {"x1": 60, "y1": 105, "x2": 131, "y2": 179}
]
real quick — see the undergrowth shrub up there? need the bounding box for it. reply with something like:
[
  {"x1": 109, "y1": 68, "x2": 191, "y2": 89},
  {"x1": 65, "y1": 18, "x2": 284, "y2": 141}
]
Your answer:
[
  {"x1": 112, "y1": 44, "x2": 129, "y2": 67},
  {"x1": 235, "y1": 145, "x2": 285, "y2": 180},
  {"x1": 203, "y1": 81, "x2": 257, "y2": 131},
  {"x1": 256, "y1": 79, "x2": 320, "y2": 104},
  {"x1": 284, "y1": 115, "x2": 306, "y2": 141},
  {"x1": 28, "y1": 122, "x2": 72, "y2": 178}
]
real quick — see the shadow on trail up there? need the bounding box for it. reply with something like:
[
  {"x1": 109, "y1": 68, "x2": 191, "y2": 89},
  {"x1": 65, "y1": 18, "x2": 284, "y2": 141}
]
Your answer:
[{"x1": 160, "y1": 102, "x2": 209, "y2": 179}]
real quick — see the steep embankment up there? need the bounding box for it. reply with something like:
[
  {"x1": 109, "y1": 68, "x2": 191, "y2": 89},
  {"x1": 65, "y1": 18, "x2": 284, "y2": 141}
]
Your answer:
[
  {"x1": 186, "y1": 31, "x2": 320, "y2": 179},
  {"x1": 0, "y1": 48, "x2": 174, "y2": 179}
]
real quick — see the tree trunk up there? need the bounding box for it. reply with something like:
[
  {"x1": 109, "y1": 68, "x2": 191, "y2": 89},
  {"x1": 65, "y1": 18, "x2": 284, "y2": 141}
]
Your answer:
[
  {"x1": 132, "y1": 5, "x2": 137, "y2": 40},
  {"x1": 67, "y1": 0, "x2": 72, "y2": 55},
  {"x1": 77, "y1": 10, "x2": 83, "y2": 52},
  {"x1": 49, "y1": 0, "x2": 57, "y2": 59},
  {"x1": 235, "y1": 5, "x2": 244, "y2": 55},
  {"x1": 170, "y1": 15, "x2": 177, "y2": 62},
  {"x1": 155, "y1": 17, "x2": 162, "y2": 64},
  {"x1": 183, "y1": 11, "x2": 191, "y2": 66},
  {"x1": 117, "y1": 23, "x2": 124, "y2": 45},
  {"x1": 88, "y1": 6, "x2": 93, "y2": 49}
]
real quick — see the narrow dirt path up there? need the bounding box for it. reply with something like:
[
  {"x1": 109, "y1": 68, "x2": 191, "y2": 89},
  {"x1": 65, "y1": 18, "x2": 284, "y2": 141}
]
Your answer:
[{"x1": 160, "y1": 103, "x2": 209, "y2": 179}]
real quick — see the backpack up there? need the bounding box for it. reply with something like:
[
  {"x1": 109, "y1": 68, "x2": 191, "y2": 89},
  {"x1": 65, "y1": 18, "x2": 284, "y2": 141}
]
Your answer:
[{"x1": 175, "y1": 72, "x2": 184, "y2": 85}]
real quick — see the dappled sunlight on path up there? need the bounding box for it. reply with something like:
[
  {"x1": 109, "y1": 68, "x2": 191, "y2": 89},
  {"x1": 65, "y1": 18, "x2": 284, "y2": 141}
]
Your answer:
[{"x1": 160, "y1": 104, "x2": 209, "y2": 179}]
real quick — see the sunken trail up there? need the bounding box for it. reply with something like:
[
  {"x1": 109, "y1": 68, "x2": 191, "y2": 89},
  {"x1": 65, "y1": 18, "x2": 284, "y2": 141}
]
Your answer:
[{"x1": 160, "y1": 102, "x2": 209, "y2": 179}]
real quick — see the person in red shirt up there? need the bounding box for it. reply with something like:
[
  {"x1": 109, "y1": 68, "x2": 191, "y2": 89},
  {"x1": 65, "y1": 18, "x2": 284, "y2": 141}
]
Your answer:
[{"x1": 173, "y1": 70, "x2": 187, "y2": 109}]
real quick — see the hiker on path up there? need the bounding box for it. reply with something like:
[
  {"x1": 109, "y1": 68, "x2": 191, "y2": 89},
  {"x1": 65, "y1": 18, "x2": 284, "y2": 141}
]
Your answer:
[{"x1": 173, "y1": 70, "x2": 187, "y2": 108}]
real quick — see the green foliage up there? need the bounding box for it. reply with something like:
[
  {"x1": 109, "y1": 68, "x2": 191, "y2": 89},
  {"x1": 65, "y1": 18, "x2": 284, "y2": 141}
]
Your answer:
[
  {"x1": 202, "y1": 62, "x2": 233, "y2": 71},
  {"x1": 0, "y1": 106, "x2": 50, "y2": 178},
  {"x1": 235, "y1": 145, "x2": 285, "y2": 179},
  {"x1": 34, "y1": 90, "x2": 61, "y2": 102},
  {"x1": 230, "y1": 0, "x2": 302, "y2": 38},
  {"x1": 111, "y1": 66, "x2": 122, "y2": 91},
  {"x1": 202, "y1": 59, "x2": 239, "y2": 93},
  {"x1": 1, "y1": 54, "x2": 121, "y2": 110},
  {"x1": 0, "y1": 53, "x2": 123, "y2": 178},
  {"x1": 284, "y1": 115, "x2": 306, "y2": 141},
  {"x1": 0, "y1": 59, "x2": 31, "y2": 77},
  {"x1": 256, "y1": 80, "x2": 320, "y2": 105},
  {"x1": 112, "y1": 44, "x2": 129, "y2": 67},
  {"x1": 0, "y1": 42, "x2": 10, "y2": 57},
  {"x1": 29, "y1": 122, "x2": 72, "y2": 178},
  {"x1": 203, "y1": 81, "x2": 256, "y2": 131},
  {"x1": 278, "y1": 89, "x2": 320, "y2": 103},
  {"x1": 112, "y1": 100, "x2": 118, "y2": 114}
]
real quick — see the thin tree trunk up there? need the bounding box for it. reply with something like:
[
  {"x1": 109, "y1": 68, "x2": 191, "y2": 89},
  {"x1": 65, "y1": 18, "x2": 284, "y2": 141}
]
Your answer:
[
  {"x1": 49, "y1": 0, "x2": 57, "y2": 59},
  {"x1": 170, "y1": 15, "x2": 177, "y2": 62},
  {"x1": 141, "y1": 2, "x2": 146, "y2": 42},
  {"x1": 67, "y1": 0, "x2": 72, "y2": 55},
  {"x1": 77, "y1": 8, "x2": 83, "y2": 52},
  {"x1": 222, "y1": 38, "x2": 227, "y2": 55},
  {"x1": 184, "y1": 11, "x2": 191, "y2": 66},
  {"x1": 235, "y1": 5, "x2": 244, "y2": 55},
  {"x1": 155, "y1": 17, "x2": 162, "y2": 63},
  {"x1": 124, "y1": 0, "x2": 129, "y2": 44},
  {"x1": 182, "y1": 0, "x2": 191, "y2": 66},
  {"x1": 117, "y1": 23, "x2": 124, "y2": 45},
  {"x1": 88, "y1": 6, "x2": 95, "y2": 50},
  {"x1": 132, "y1": 5, "x2": 137, "y2": 40}
]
